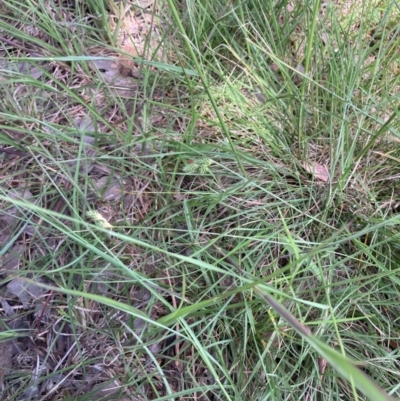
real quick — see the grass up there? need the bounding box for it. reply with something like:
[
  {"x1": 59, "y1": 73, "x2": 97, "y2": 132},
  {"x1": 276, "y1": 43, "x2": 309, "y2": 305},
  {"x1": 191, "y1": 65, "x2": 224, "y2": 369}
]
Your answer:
[{"x1": 1, "y1": 0, "x2": 400, "y2": 400}]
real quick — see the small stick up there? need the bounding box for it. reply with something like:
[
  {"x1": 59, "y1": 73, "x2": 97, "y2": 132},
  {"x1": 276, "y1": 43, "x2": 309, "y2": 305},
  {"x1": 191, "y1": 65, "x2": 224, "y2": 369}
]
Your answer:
[{"x1": 0, "y1": 147, "x2": 29, "y2": 157}]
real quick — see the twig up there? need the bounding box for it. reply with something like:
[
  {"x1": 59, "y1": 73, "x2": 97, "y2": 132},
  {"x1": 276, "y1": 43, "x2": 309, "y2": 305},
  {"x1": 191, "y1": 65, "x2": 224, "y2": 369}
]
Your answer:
[{"x1": 0, "y1": 147, "x2": 29, "y2": 157}]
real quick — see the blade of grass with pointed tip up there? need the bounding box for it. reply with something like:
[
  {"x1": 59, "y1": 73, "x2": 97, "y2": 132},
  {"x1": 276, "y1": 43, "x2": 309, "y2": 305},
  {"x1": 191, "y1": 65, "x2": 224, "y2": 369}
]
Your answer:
[{"x1": 254, "y1": 285, "x2": 396, "y2": 401}]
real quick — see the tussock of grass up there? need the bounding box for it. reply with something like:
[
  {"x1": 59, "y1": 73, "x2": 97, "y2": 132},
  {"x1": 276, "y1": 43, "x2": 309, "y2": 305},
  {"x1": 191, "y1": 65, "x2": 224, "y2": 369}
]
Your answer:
[{"x1": 0, "y1": 0, "x2": 400, "y2": 400}]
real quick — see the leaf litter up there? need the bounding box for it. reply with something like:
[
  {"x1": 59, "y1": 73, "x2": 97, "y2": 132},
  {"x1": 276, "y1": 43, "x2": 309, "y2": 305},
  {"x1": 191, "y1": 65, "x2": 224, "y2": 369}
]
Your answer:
[{"x1": 0, "y1": 0, "x2": 191, "y2": 399}]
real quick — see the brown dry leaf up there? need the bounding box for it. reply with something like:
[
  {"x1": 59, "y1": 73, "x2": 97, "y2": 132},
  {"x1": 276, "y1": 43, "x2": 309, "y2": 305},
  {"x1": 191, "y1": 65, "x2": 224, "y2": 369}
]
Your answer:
[
  {"x1": 0, "y1": 60, "x2": 49, "y2": 81},
  {"x1": 95, "y1": 176, "x2": 124, "y2": 202},
  {"x1": 0, "y1": 218, "x2": 12, "y2": 245},
  {"x1": 1, "y1": 301, "x2": 14, "y2": 317},
  {"x1": 117, "y1": 42, "x2": 138, "y2": 78},
  {"x1": 318, "y1": 357, "x2": 328, "y2": 375},
  {"x1": 107, "y1": 0, "x2": 169, "y2": 75},
  {"x1": 5, "y1": 188, "x2": 34, "y2": 217},
  {"x1": 302, "y1": 161, "x2": 329, "y2": 182},
  {"x1": 0, "y1": 244, "x2": 25, "y2": 278},
  {"x1": 7, "y1": 278, "x2": 45, "y2": 308},
  {"x1": 0, "y1": 187, "x2": 36, "y2": 238},
  {"x1": 0, "y1": 322, "x2": 13, "y2": 391},
  {"x1": 88, "y1": 59, "x2": 138, "y2": 97},
  {"x1": 0, "y1": 341, "x2": 13, "y2": 391},
  {"x1": 0, "y1": 189, "x2": 36, "y2": 244}
]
